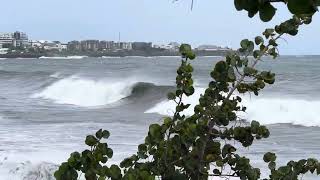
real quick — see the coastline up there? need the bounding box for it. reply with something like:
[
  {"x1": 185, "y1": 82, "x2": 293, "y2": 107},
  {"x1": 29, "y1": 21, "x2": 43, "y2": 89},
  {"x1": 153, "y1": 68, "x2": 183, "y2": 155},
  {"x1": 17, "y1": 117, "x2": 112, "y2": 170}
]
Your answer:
[{"x1": 0, "y1": 49, "x2": 231, "y2": 59}]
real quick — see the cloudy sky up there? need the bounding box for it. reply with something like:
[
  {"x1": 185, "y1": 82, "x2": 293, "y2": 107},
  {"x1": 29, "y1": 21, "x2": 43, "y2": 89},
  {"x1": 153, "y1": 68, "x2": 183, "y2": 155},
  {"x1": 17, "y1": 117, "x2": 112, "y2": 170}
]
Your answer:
[{"x1": 2, "y1": 0, "x2": 319, "y2": 54}]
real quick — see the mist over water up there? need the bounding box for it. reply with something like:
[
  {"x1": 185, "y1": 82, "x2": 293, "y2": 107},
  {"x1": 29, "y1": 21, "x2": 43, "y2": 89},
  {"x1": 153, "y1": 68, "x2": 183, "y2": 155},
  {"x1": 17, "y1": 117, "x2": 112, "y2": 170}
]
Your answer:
[{"x1": 0, "y1": 56, "x2": 319, "y2": 179}]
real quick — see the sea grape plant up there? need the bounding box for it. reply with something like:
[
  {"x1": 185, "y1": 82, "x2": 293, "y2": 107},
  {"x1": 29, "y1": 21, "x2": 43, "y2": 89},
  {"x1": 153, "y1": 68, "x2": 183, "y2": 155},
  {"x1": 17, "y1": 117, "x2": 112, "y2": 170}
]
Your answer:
[{"x1": 55, "y1": 1, "x2": 320, "y2": 180}]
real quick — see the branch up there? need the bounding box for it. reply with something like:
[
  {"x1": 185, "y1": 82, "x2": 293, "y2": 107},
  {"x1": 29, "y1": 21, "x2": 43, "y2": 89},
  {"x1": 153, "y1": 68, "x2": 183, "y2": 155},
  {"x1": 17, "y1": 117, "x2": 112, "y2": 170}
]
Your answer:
[{"x1": 226, "y1": 33, "x2": 284, "y2": 100}]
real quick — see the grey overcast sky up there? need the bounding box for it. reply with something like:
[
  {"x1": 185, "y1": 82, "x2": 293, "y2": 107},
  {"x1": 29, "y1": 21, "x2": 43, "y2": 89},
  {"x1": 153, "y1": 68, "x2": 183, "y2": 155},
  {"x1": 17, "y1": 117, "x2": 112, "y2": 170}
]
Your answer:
[{"x1": 2, "y1": 0, "x2": 319, "y2": 54}]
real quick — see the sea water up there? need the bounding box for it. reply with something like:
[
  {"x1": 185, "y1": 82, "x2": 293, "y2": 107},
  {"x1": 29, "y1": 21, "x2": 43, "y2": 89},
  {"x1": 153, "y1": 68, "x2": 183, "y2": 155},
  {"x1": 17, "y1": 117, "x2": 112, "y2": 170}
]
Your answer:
[{"x1": 0, "y1": 56, "x2": 319, "y2": 179}]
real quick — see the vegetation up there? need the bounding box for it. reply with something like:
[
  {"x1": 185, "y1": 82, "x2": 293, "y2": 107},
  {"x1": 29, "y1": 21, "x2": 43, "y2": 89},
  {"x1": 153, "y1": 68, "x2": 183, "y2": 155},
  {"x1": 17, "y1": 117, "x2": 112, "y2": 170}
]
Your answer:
[{"x1": 55, "y1": 1, "x2": 320, "y2": 180}]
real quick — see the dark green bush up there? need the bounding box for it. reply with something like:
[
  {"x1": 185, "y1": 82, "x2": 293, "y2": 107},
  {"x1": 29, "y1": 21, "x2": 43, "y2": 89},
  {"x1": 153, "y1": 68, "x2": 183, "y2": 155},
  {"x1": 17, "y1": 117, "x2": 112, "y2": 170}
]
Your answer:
[{"x1": 55, "y1": 1, "x2": 320, "y2": 180}]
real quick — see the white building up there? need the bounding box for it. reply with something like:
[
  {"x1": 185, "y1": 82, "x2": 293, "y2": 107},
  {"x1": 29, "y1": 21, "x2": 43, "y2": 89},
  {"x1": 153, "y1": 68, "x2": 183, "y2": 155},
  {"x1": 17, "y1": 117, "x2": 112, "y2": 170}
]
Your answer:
[
  {"x1": 29, "y1": 40, "x2": 43, "y2": 48},
  {"x1": 0, "y1": 33, "x2": 14, "y2": 48},
  {"x1": 197, "y1": 45, "x2": 219, "y2": 51},
  {"x1": 153, "y1": 42, "x2": 180, "y2": 51},
  {"x1": 0, "y1": 32, "x2": 29, "y2": 48},
  {"x1": 61, "y1": 44, "x2": 68, "y2": 50},
  {"x1": 42, "y1": 41, "x2": 68, "y2": 51}
]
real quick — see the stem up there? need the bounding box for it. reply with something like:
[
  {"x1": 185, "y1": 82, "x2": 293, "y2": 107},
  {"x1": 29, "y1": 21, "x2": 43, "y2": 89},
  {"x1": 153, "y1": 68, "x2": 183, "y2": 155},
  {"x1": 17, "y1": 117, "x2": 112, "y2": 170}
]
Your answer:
[{"x1": 164, "y1": 59, "x2": 186, "y2": 172}]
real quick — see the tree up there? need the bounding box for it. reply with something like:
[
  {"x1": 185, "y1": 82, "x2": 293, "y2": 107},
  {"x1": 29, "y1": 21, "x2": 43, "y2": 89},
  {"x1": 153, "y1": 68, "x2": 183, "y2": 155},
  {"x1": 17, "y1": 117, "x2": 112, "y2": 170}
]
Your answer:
[{"x1": 55, "y1": 1, "x2": 320, "y2": 180}]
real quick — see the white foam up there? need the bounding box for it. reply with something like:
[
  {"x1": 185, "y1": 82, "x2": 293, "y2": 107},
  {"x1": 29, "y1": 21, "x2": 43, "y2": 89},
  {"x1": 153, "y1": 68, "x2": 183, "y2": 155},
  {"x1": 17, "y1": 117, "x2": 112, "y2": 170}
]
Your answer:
[
  {"x1": 101, "y1": 56, "x2": 121, "y2": 59},
  {"x1": 240, "y1": 98, "x2": 320, "y2": 127},
  {"x1": 49, "y1": 72, "x2": 61, "y2": 78},
  {"x1": 145, "y1": 87, "x2": 205, "y2": 116},
  {"x1": 146, "y1": 88, "x2": 320, "y2": 127},
  {"x1": 0, "y1": 150, "x2": 67, "y2": 180},
  {"x1": 32, "y1": 76, "x2": 137, "y2": 107},
  {"x1": 39, "y1": 56, "x2": 88, "y2": 60},
  {"x1": 67, "y1": 56, "x2": 88, "y2": 59}
]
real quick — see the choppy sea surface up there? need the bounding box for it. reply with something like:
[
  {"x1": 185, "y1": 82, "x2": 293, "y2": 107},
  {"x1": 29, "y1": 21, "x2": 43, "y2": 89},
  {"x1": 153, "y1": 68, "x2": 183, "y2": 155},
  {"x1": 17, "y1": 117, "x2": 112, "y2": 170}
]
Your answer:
[{"x1": 0, "y1": 56, "x2": 319, "y2": 179}]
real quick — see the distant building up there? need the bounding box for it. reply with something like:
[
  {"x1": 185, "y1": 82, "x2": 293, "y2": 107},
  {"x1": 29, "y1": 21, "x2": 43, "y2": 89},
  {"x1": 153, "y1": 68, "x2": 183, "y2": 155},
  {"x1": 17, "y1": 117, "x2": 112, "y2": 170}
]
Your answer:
[
  {"x1": 61, "y1": 44, "x2": 68, "y2": 50},
  {"x1": 132, "y1": 42, "x2": 152, "y2": 50},
  {"x1": 81, "y1": 40, "x2": 99, "y2": 51},
  {"x1": 106, "y1": 41, "x2": 115, "y2": 49},
  {"x1": 0, "y1": 31, "x2": 29, "y2": 49},
  {"x1": 41, "y1": 41, "x2": 67, "y2": 51},
  {"x1": 153, "y1": 42, "x2": 180, "y2": 51},
  {"x1": 168, "y1": 42, "x2": 180, "y2": 51},
  {"x1": 99, "y1": 41, "x2": 115, "y2": 50},
  {"x1": 197, "y1": 45, "x2": 219, "y2": 51},
  {"x1": 0, "y1": 33, "x2": 14, "y2": 48},
  {"x1": 13, "y1": 31, "x2": 29, "y2": 48},
  {"x1": 99, "y1": 41, "x2": 107, "y2": 50},
  {"x1": 197, "y1": 45, "x2": 229, "y2": 51},
  {"x1": 67, "y1": 41, "x2": 81, "y2": 51},
  {"x1": 118, "y1": 42, "x2": 132, "y2": 50},
  {"x1": 43, "y1": 41, "x2": 56, "y2": 50},
  {"x1": 29, "y1": 40, "x2": 43, "y2": 48}
]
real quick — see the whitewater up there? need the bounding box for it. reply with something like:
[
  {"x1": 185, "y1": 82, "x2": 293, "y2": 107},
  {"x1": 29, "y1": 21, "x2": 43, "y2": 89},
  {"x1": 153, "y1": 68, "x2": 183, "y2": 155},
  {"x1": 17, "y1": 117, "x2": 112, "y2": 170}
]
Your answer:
[{"x1": 0, "y1": 56, "x2": 319, "y2": 179}]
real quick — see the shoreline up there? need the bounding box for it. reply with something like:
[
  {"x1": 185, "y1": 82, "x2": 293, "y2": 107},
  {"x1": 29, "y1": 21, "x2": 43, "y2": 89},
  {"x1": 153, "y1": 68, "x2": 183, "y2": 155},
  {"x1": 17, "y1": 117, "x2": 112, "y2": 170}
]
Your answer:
[{"x1": 0, "y1": 50, "x2": 231, "y2": 59}]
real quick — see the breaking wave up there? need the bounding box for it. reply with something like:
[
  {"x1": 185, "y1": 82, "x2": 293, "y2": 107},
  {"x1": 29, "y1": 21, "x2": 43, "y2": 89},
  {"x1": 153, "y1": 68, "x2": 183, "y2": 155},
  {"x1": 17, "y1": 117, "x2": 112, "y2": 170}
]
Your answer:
[
  {"x1": 32, "y1": 76, "x2": 171, "y2": 107},
  {"x1": 145, "y1": 88, "x2": 320, "y2": 127},
  {"x1": 39, "y1": 56, "x2": 88, "y2": 60}
]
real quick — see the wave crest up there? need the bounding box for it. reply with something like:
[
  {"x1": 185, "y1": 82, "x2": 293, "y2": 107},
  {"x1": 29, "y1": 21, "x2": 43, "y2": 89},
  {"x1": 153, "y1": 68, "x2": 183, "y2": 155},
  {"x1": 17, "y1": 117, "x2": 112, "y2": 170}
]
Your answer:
[
  {"x1": 39, "y1": 56, "x2": 88, "y2": 60},
  {"x1": 32, "y1": 76, "x2": 138, "y2": 107},
  {"x1": 32, "y1": 77, "x2": 169, "y2": 107}
]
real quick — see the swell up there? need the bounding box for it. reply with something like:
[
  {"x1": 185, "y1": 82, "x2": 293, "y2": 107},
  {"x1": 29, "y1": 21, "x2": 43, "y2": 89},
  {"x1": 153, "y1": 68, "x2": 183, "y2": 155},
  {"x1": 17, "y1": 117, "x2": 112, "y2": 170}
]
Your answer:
[
  {"x1": 32, "y1": 76, "x2": 173, "y2": 107},
  {"x1": 0, "y1": 70, "x2": 52, "y2": 77}
]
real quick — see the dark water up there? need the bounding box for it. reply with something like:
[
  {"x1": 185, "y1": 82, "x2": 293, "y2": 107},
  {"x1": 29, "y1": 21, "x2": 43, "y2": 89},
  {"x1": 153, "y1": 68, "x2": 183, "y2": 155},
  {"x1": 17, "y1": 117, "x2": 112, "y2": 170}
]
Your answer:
[{"x1": 0, "y1": 56, "x2": 319, "y2": 179}]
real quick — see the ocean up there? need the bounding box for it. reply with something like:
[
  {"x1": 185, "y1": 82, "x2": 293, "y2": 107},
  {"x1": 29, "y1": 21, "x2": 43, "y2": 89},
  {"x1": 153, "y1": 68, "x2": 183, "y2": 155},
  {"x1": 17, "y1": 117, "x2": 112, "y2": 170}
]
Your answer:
[{"x1": 0, "y1": 56, "x2": 319, "y2": 179}]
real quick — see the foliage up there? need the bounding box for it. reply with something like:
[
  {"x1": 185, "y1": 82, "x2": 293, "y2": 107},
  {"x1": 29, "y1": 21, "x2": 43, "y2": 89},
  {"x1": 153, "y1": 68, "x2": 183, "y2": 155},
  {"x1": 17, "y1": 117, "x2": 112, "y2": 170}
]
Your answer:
[
  {"x1": 55, "y1": 2, "x2": 320, "y2": 180},
  {"x1": 234, "y1": 0, "x2": 318, "y2": 22}
]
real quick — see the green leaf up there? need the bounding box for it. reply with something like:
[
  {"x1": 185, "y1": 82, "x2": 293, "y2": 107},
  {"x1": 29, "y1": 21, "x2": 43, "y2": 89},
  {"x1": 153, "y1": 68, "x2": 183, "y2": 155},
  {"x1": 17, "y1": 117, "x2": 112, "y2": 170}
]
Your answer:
[
  {"x1": 149, "y1": 124, "x2": 161, "y2": 137},
  {"x1": 240, "y1": 39, "x2": 254, "y2": 52},
  {"x1": 259, "y1": 3, "x2": 276, "y2": 22},
  {"x1": 85, "y1": 135, "x2": 98, "y2": 146},
  {"x1": 264, "y1": 152, "x2": 277, "y2": 163},
  {"x1": 253, "y1": 50, "x2": 261, "y2": 59},
  {"x1": 268, "y1": 162, "x2": 276, "y2": 170},
  {"x1": 179, "y1": 44, "x2": 192, "y2": 56},
  {"x1": 211, "y1": 61, "x2": 228, "y2": 82},
  {"x1": 102, "y1": 130, "x2": 110, "y2": 139},
  {"x1": 240, "y1": 39, "x2": 249, "y2": 49},
  {"x1": 263, "y1": 28, "x2": 275, "y2": 39},
  {"x1": 164, "y1": 117, "x2": 173, "y2": 125},
  {"x1": 287, "y1": 0, "x2": 316, "y2": 15},
  {"x1": 234, "y1": 0, "x2": 244, "y2": 11},
  {"x1": 184, "y1": 86, "x2": 195, "y2": 96},
  {"x1": 222, "y1": 144, "x2": 236, "y2": 158},
  {"x1": 251, "y1": 120, "x2": 260, "y2": 133},
  {"x1": 244, "y1": 67, "x2": 258, "y2": 76},
  {"x1": 227, "y1": 68, "x2": 236, "y2": 81},
  {"x1": 167, "y1": 92, "x2": 176, "y2": 100},
  {"x1": 109, "y1": 165, "x2": 122, "y2": 179},
  {"x1": 106, "y1": 148, "x2": 113, "y2": 158},
  {"x1": 96, "y1": 129, "x2": 103, "y2": 139},
  {"x1": 254, "y1": 36, "x2": 264, "y2": 45},
  {"x1": 186, "y1": 51, "x2": 196, "y2": 60}
]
